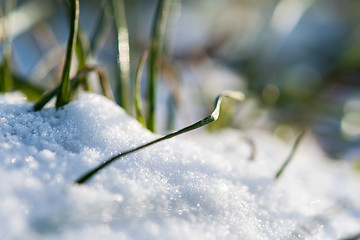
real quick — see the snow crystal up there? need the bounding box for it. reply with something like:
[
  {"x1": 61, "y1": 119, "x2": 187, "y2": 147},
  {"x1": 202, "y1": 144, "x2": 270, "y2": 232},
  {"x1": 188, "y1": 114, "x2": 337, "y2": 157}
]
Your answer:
[{"x1": 0, "y1": 93, "x2": 359, "y2": 239}]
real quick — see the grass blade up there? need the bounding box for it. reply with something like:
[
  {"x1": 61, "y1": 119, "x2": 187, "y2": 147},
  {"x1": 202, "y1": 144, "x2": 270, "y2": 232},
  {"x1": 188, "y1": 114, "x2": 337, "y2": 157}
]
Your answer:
[
  {"x1": 55, "y1": 0, "x2": 79, "y2": 108},
  {"x1": 96, "y1": 66, "x2": 114, "y2": 100},
  {"x1": 0, "y1": 1, "x2": 17, "y2": 93},
  {"x1": 69, "y1": 65, "x2": 113, "y2": 100},
  {"x1": 275, "y1": 127, "x2": 310, "y2": 180},
  {"x1": 12, "y1": 74, "x2": 44, "y2": 101},
  {"x1": 75, "y1": 90, "x2": 245, "y2": 185},
  {"x1": 134, "y1": 50, "x2": 148, "y2": 126},
  {"x1": 240, "y1": 134, "x2": 257, "y2": 161},
  {"x1": 75, "y1": 26, "x2": 91, "y2": 91},
  {"x1": 33, "y1": 65, "x2": 113, "y2": 111},
  {"x1": 147, "y1": 0, "x2": 172, "y2": 132},
  {"x1": 0, "y1": 57, "x2": 12, "y2": 93},
  {"x1": 33, "y1": 69, "x2": 84, "y2": 111},
  {"x1": 111, "y1": 0, "x2": 130, "y2": 111}
]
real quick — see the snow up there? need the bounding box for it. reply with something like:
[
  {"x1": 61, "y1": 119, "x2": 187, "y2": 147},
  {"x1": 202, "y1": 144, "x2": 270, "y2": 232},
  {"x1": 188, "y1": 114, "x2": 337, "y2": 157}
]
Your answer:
[{"x1": 0, "y1": 92, "x2": 359, "y2": 239}]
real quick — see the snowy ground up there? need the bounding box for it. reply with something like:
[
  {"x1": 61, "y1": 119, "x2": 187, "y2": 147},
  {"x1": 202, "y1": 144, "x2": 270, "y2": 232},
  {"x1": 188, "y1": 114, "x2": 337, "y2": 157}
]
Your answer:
[{"x1": 0, "y1": 92, "x2": 359, "y2": 240}]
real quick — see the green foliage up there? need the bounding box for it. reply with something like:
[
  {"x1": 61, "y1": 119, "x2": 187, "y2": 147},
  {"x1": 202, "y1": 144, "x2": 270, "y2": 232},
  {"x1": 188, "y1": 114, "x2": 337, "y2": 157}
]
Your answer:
[
  {"x1": 0, "y1": 57, "x2": 12, "y2": 93},
  {"x1": 12, "y1": 74, "x2": 44, "y2": 101},
  {"x1": 111, "y1": 0, "x2": 131, "y2": 111},
  {"x1": 2, "y1": 0, "x2": 357, "y2": 161},
  {"x1": 55, "y1": 0, "x2": 79, "y2": 109},
  {"x1": 134, "y1": 50, "x2": 148, "y2": 127},
  {"x1": 0, "y1": 0, "x2": 15, "y2": 93},
  {"x1": 75, "y1": 26, "x2": 91, "y2": 91},
  {"x1": 33, "y1": 66, "x2": 112, "y2": 111}
]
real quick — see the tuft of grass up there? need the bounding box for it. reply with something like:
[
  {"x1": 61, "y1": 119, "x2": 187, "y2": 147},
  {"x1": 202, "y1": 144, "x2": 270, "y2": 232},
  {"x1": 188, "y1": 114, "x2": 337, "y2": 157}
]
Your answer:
[
  {"x1": 275, "y1": 127, "x2": 310, "y2": 180},
  {"x1": 147, "y1": 0, "x2": 172, "y2": 132},
  {"x1": 55, "y1": 0, "x2": 79, "y2": 109},
  {"x1": 111, "y1": 0, "x2": 131, "y2": 112},
  {"x1": 75, "y1": 90, "x2": 245, "y2": 184},
  {"x1": 134, "y1": 50, "x2": 148, "y2": 127},
  {"x1": 33, "y1": 65, "x2": 112, "y2": 111}
]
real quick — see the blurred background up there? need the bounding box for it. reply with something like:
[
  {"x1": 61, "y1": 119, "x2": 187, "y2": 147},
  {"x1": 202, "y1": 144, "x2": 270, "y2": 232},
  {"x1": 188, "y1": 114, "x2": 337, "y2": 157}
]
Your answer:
[{"x1": 1, "y1": 0, "x2": 360, "y2": 162}]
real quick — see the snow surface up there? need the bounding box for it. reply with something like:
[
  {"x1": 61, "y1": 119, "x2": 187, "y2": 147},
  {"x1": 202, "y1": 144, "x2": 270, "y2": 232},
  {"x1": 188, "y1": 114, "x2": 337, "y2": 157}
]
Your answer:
[{"x1": 0, "y1": 92, "x2": 359, "y2": 240}]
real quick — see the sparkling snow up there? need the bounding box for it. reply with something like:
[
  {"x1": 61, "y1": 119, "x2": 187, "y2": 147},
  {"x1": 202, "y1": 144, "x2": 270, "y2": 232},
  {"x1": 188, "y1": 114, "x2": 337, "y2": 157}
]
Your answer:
[{"x1": 0, "y1": 93, "x2": 359, "y2": 239}]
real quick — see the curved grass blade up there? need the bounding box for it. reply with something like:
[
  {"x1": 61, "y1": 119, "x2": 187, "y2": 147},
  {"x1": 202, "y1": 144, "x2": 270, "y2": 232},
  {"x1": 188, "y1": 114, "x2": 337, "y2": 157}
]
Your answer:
[
  {"x1": 75, "y1": 90, "x2": 245, "y2": 185},
  {"x1": 55, "y1": 0, "x2": 79, "y2": 108},
  {"x1": 134, "y1": 50, "x2": 148, "y2": 126},
  {"x1": 275, "y1": 127, "x2": 310, "y2": 180},
  {"x1": 96, "y1": 66, "x2": 114, "y2": 100},
  {"x1": 111, "y1": 0, "x2": 130, "y2": 111},
  {"x1": 70, "y1": 65, "x2": 113, "y2": 100},
  {"x1": 33, "y1": 65, "x2": 113, "y2": 111},
  {"x1": 147, "y1": 0, "x2": 172, "y2": 132},
  {"x1": 240, "y1": 134, "x2": 257, "y2": 161}
]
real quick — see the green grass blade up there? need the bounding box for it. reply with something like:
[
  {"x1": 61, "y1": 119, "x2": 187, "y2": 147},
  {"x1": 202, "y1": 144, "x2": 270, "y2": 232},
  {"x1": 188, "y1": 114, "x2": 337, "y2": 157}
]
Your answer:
[
  {"x1": 147, "y1": 0, "x2": 172, "y2": 132},
  {"x1": 75, "y1": 90, "x2": 245, "y2": 184},
  {"x1": 134, "y1": 50, "x2": 148, "y2": 126},
  {"x1": 55, "y1": 0, "x2": 79, "y2": 109},
  {"x1": 33, "y1": 71, "x2": 83, "y2": 111},
  {"x1": 0, "y1": 57, "x2": 12, "y2": 92},
  {"x1": 33, "y1": 87, "x2": 59, "y2": 111},
  {"x1": 12, "y1": 74, "x2": 44, "y2": 101},
  {"x1": 33, "y1": 65, "x2": 113, "y2": 111},
  {"x1": 275, "y1": 127, "x2": 310, "y2": 180},
  {"x1": 75, "y1": 26, "x2": 91, "y2": 91},
  {"x1": 111, "y1": 0, "x2": 130, "y2": 111},
  {"x1": 0, "y1": 1, "x2": 17, "y2": 93}
]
